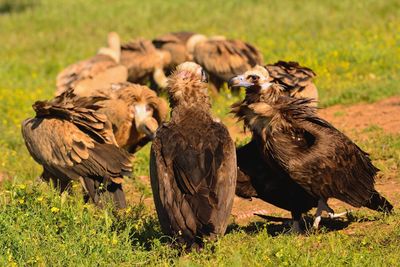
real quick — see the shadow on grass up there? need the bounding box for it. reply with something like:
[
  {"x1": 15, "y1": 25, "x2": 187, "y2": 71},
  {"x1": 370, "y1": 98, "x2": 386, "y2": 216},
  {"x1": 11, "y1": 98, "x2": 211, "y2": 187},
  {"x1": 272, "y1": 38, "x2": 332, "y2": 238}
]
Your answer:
[
  {"x1": 0, "y1": 0, "x2": 39, "y2": 14},
  {"x1": 227, "y1": 212, "x2": 384, "y2": 236}
]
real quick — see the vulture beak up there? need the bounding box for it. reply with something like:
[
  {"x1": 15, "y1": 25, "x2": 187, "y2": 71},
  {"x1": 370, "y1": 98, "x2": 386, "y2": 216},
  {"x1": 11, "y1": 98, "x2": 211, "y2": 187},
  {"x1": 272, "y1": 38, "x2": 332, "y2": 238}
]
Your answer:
[
  {"x1": 134, "y1": 104, "x2": 157, "y2": 139},
  {"x1": 228, "y1": 75, "x2": 254, "y2": 89},
  {"x1": 139, "y1": 117, "x2": 158, "y2": 140}
]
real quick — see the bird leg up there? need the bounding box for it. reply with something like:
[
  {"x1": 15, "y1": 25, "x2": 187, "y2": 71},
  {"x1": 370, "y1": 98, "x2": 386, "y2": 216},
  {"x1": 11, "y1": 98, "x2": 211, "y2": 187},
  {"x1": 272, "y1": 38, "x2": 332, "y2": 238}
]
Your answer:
[
  {"x1": 313, "y1": 199, "x2": 350, "y2": 229},
  {"x1": 290, "y1": 220, "x2": 302, "y2": 234},
  {"x1": 313, "y1": 199, "x2": 331, "y2": 229},
  {"x1": 289, "y1": 212, "x2": 303, "y2": 234}
]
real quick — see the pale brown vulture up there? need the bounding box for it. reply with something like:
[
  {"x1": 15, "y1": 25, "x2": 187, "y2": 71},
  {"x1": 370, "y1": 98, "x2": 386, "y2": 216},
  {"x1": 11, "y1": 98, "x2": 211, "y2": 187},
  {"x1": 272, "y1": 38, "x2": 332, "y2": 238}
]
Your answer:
[
  {"x1": 120, "y1": 38, "x2": 171, "y2": 90},
  {"x1": 229, "y1": 71, "x2": 393, "y2": 229},
  {"x1": 191, "y1": 36, "x2": 264, "y2": 92},
  {"x1": 152, "y1": 31, "x2": 196, "y2": 73},
  {"x1": 150, "y1": 62, "x2": 237, "y2": 248},
  {"x1": 96, "y1": 82, "x2": 168, "y2": 153},
  {"x1": 21, "y1": 90, "x2": 132, "y2": 208},
  {"x1": 56, "y1": 32, "x2": 128, "y2": 97}
]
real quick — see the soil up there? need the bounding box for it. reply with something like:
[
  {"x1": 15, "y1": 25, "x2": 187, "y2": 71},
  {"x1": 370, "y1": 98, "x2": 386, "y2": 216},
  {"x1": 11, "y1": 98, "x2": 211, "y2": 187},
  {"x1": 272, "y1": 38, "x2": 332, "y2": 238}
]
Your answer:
[{"x1": 125, "y1": 96, "x2": 400, "y2": 231}]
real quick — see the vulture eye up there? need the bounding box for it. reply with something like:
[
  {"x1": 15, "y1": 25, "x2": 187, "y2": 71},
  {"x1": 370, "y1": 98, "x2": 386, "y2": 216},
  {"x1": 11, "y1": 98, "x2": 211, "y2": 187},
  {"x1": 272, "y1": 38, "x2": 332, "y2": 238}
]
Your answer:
[
  {"x1": 247, "y1": 74, "x2": 260, "y2": 82},
  {"x1": 201, "y1": 69, "x2": 209, "y2": 83}
]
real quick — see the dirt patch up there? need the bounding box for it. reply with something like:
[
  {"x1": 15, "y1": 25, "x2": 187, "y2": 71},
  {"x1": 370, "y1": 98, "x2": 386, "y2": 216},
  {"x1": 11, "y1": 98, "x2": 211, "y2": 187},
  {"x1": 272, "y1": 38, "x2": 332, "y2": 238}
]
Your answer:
[{"x1": 319, "y1": 96, "x2": 400, "y2": 135}]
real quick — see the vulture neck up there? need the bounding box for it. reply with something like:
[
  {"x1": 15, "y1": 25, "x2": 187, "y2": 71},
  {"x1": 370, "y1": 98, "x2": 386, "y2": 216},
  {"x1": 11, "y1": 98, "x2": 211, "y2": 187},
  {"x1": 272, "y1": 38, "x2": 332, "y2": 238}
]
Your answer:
[
  {"x1": 232, "y1": 84, "x2": 283, "y2": 138},
  {"x1": 170, "y1": 103, "x2": 212, "y2": 124}
]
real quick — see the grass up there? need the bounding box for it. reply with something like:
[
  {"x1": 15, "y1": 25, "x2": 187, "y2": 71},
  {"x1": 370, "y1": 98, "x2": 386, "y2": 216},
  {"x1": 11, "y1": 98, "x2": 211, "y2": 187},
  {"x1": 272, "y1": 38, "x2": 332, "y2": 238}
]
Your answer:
[{"x1": 0, "y1": 0, "x2": 400, "y2": 265}]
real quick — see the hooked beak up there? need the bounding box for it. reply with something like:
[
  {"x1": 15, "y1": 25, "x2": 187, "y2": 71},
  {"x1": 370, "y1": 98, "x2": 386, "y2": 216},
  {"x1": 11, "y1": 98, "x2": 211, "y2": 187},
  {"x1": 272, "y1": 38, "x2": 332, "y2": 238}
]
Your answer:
[
  {"x1": 137, "y1": 117, "x2": 158, "y2": 140},
  {"x1": 228, "y1": 75, "x2": 254, "y2": 89}
]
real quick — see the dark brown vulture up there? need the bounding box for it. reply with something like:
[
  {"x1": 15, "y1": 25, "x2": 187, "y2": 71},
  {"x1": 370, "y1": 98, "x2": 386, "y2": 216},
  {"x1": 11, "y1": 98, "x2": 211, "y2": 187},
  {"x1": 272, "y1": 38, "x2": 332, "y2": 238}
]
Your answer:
[
  {"x1": 150, "y1": 62, "x2": 237, "y2": 248},
  {"x1": 56, "y1": 32, "x2": 128, "y2": 97},
  {"x1": 96, "y1": 82, "x2": 168, "y2": 153},
  {"x1": 192, "y1": 36, "x2": 264, "y2": 92},
  {"x1": 229, "y1": 71, "x2": 393, "y2": 229},
  {"x1": 120, "y1": 38, "x2": 171, "y2": 90},
  {"x1": 235, "y1": 140, "x2": 319, "y2": 232},
  {"x1": 152, "y1": 31, "x2": 196, "y2": 73},
  {"x1": 21, "y1": 90, "x2": 132, "y2": 208}
]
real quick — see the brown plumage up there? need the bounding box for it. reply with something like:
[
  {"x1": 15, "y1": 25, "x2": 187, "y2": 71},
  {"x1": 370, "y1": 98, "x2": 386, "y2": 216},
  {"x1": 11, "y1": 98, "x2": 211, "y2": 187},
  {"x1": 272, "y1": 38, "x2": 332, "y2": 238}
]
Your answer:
[
  {"x1": 21, "y1": 90, "x2": 133, "y2": 208},
  {"x1": 265, "y1": 61, "x2": 318, "y2": 102},
  {"x1": 152, "y1": 31, "x2": 196, "y2": 73},
  {"x1": 150, "y1": 62, "x2": 237, "y2": 248},
  {"x1": 230, "y1": 72, "x2": 393, "y2": 229},
  {"x1": 56, "y1": 32, "x2": 128, "y2": 97},
  {"x1": 96, "y1": 82, "x2": 168, "y2": 153},
  {"x1": 235, "y1": 140, "x2": 319, "y2": 231},
  {"x1": 192, "y1": 37, "x2": 264, "y2": 91},
  {"x1": 120, "y1": 38, "x2": 171, "y2": 89}
]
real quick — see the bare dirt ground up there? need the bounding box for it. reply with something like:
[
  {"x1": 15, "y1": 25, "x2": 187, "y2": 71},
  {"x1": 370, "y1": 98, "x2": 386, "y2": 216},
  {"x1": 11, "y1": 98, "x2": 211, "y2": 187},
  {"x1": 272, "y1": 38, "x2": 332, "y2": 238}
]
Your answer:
[{"x1": 126, "y1": 96, "x2": 400, "y2": 232}]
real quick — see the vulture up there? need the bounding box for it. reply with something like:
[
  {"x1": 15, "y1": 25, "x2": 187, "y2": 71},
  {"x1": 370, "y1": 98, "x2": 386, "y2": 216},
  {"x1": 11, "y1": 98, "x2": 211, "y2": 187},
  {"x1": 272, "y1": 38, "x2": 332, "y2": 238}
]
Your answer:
[
  {"x1": 152, "y1": 31, "x2": 196, "y2": 74},
  {"x1": 229, "y1": 70, "x2": 393, "y2": 230},
  {"x1": 21, "y1": 90, "x2": 132, "y2": 208},
  {"x1": 191, "y1": 35, "x2": 264, "y2": 92},
  {"x1": 56, "y1": 32, "x2": 128, "y2": 97},
  {"x1": 96, "y1": 82, "x2": 168, "y2": 153},
  {"x1": 120, "y1": 38, "x2": 171, "y2": 90},
  {"x1": 150, "y1": 62, "x2": 237, "y2": 248}
]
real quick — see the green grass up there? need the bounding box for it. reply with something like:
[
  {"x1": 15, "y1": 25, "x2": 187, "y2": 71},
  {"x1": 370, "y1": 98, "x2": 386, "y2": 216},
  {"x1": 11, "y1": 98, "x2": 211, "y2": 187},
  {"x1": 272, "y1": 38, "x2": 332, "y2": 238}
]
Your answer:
[{"x1": 1, "y1": 0, "x2": 400, "y2": 265}]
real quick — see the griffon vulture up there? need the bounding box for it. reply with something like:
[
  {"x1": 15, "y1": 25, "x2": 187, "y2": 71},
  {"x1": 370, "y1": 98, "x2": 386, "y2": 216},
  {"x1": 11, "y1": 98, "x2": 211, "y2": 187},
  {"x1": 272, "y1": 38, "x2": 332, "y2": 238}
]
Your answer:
[
  {"x1": 150, "y1": 62, "x2": 237, "y2": 248},
  {"x1": 152, "y1": 31, "x2": 196, "y2": 73},
  {"x1": 21, "y1": 90, "x2": 132, "y2": 208},
  {"x1": 120, "y1": 38, "x2": 171, "y2": 90},
  {"x1": 97, "y1": 82, "x2": 168, "y2": 153},
  {"x1": 56, "y1": 32, "x2": 128, "y2": 97},
  {"x1": 191, "y1": 36, "x2": 264, "y2": 92},
  {"x1": 229, "y1": 71, "x2": 393, "y2": 229}
]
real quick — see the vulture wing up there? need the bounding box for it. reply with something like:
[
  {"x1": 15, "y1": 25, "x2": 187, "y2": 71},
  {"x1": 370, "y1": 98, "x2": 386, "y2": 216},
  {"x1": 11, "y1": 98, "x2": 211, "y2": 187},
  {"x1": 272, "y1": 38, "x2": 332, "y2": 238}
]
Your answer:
[
  {"x1": 265, "y1": 61, "x2": 318, "y2": 100},
  {"x1": 56, "y1": 54, "x2": 126, "y2": 96},
  {"x1": 153, "y1": 32, "x2": 195, "y2": 68},
  {"x1": 120, "y1": 39, "x2": 162, "y2": 83},
  {"x1": 22, "y1": 91, "x2": 132, "y2": 207},
  {"x1": 193, "y1": 40, "x2": 264, "y2": 81},
  {"x1": 267, "y1": 97, "x2": 390, "y2": 210},
  {"x1": 150, "y1": 116, "x2": 236, "y2": 241}
]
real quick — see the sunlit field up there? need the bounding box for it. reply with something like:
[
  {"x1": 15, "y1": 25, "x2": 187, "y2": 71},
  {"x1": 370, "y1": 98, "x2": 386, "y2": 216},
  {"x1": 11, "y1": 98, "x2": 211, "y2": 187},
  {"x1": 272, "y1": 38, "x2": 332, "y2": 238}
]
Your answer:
[{"x1": 0, "y1": 0, "x2": 399, "y2": 265}]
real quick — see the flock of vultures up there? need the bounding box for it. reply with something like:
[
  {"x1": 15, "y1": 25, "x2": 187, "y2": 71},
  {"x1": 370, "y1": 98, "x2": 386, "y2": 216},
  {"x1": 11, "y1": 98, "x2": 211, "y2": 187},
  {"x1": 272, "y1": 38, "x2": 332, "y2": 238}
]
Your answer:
[{"x1": 21, "y1": 31, "x2": 393, "y2": 249}]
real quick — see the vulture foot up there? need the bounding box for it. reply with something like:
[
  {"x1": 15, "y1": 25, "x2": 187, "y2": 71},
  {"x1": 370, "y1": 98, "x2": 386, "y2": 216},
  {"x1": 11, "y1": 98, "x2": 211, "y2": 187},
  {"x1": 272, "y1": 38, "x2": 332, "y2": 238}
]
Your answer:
[
  {"x1": 313, "y1": 199, "x2": 334, "y2": 229},
  {"x1": 328, "y1": 210, "x2": 351, "y2": 219}
]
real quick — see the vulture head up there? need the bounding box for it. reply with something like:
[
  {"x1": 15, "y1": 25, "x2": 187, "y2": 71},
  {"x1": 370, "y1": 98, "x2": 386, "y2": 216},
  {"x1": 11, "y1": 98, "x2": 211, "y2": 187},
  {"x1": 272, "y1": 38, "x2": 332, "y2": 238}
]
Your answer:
[
  {"x1": 228, "y1": 65, "x2": 284, "y2": 102},
  {"x1": 100, "y1": 83, "x2": 168, "y2": 152},
  {"x1": 98, "y1": 32, "x2": 121, "y2": 63},
  {"x1": 167, "y1": 62, "x2": 210, "y2": 109}
]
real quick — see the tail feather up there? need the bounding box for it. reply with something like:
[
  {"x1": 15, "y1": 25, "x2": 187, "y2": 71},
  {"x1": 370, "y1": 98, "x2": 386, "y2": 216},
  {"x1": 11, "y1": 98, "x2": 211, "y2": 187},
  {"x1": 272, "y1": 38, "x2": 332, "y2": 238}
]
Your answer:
[{"x1": 365, "y1": 191, "x2": 393, "y2": 213}]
